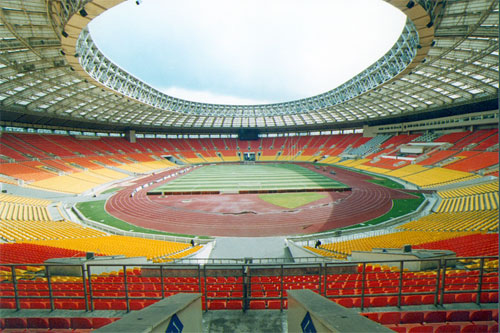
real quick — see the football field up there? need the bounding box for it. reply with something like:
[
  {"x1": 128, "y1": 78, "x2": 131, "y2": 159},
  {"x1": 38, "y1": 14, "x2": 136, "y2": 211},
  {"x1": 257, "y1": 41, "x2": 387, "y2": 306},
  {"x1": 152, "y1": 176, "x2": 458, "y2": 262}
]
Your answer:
[{"x1": 149, "y1": 163, "x2": 348, "y2": 194}]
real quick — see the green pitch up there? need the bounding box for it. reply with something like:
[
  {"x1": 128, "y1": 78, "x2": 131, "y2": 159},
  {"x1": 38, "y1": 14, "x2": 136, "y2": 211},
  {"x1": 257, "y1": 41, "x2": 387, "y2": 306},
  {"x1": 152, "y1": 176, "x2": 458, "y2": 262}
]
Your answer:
[
  {"x1": 151, "y1": 163, "x2": 347, "y2": 194},
  {"x1": 258, "y1": 192, "x2": 327, "y2": 209}
]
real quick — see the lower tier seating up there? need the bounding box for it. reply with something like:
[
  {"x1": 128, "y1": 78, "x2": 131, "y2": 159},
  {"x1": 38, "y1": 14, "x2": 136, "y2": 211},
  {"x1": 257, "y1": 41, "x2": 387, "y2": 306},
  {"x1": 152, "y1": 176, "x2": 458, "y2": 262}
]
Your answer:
[{"x1": 362, "y1": 309, "x2": 498, "y2": 333}]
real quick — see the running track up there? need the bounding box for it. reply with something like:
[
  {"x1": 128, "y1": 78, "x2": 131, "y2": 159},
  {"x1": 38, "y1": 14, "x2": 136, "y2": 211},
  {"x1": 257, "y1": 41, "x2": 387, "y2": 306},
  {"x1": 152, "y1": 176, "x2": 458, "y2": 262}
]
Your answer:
[{"x1": 105, "y1": 164, "x2": 418, "y2": 237}]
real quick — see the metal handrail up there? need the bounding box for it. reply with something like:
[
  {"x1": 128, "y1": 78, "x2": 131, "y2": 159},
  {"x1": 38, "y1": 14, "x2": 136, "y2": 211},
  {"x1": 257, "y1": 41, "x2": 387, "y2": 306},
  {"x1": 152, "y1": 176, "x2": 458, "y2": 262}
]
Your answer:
[{"x1": 1, "y1": 256, "x2": 497, "y2": 312}]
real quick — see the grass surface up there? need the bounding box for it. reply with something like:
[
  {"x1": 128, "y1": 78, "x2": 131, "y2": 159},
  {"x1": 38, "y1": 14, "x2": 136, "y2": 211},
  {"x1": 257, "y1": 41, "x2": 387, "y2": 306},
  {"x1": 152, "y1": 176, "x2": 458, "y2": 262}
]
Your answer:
[
  {"x1": 76, "y1": 200, "x2": 198, "y2": 238},
  {"x1": 342, "y1": 193, "x2": 424, "y2": 230},
  {"x1": 101, "y1": 187, "x2": 123, "y2": 194},
  {"x1": 366, "y1": 177, "x2": 404, "y2": 189},
  {"x1": 152, "y1": 164, "x2": 347, "y2": 193},
  {"x1": 258, "y1": 192, "x2": 327, "y2": 209}
]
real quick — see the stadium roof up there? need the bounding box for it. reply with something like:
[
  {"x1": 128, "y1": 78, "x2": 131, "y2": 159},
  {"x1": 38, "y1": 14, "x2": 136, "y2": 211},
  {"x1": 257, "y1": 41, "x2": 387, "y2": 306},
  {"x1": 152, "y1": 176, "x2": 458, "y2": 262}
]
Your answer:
[{"x1": 0, "y1": 0, "x2": 498, "y2": 134}]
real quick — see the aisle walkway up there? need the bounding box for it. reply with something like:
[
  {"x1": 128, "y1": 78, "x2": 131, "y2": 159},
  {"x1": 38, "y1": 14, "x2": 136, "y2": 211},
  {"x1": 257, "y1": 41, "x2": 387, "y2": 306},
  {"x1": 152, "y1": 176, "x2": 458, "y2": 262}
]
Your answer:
[{"x1": 210, "y1": 236, "x2": 291, "y2": 260}]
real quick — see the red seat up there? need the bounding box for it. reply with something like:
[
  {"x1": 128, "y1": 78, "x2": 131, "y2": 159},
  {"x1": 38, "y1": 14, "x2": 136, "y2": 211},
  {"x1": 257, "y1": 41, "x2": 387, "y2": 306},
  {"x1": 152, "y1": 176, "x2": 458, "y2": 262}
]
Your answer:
[
  {"x1": 404, "y1": 295, "x2": 421, "y2": 306},
  {"x1": 92, "y1": 318, "x2": 117, "y2": 329},
  {"x1": 442, "y1": 294, "x2": 456, "y2": 304},
  {"x1": 5, "y1": 318, "x2": 27, "y2": 329},
  {"x1": 492, "y1": 309, "x2": 498, "y2": 322},
  {"x1": 401, "y1": 312, "x2": 424, "y2": 324},
  {"x1": 362, "y1": 313, "x2": 378, "y2": 322},
  {"x1": 434, "y1": 324, "x2": 461, "y2": 333},
  {"x1": 386, "y1": 296, "x2": 399, "y2": 306},
  {"x1": 249, "y1": 300, "x2": 266, "y2": 309},
  {"x1": 129, "y1": 300, "x2": 145, "y2": 310},
  {"x1": 369, "y1": 296, "x2": 389, "y2": 307},
  {"x1": 94, "y1": 301, "x2": 111, "y2": 310},
  {"x1": 27, "y1": 317, "x2": 49, "y2": 329},
  {"x1": 455, "y1": 293, "x2": 475, "y2": 303},
  {"x1": 0, "y1": 301, "x2": 15, "y2": 309},
  {"x1": 379, "y1": 312, "x2": 401, "y2": 325},
  {"x1": 226, "y1": 300, "x2": 242, "y2": 310},
  {"x1": 446, "y1": 310, "x2": 470, "y2": 322},
  {"x1": 335, "y1": 298, "x2": 353, "y2": 308},
  {"x1": 488, "y1": 323, "x2": 498, "y2": 333},
  {"x1": 208, "y1": 300, "x2": 226, "y2": 310},
  {"x1": 421, "y1": 295, "x2": 435, "y2": 305},
  {"x1": 267, "y1": 300, "x2": 281, "y2": 309},
  {"x1": 461, "y1": 324, "x2": 488, "y2": 333},
  {"x1": 424, "y1": 311, "x2": 447, "y2": 323},
  {"x1": 111, "y1": 301, "x2": 128, "y2": 310},
  {"x1": 408, "y1": 325, "x2": 433, "y2": 333},
  {"x1": 470, "y1": 310, "x2": 492, "y2": 321},
  {"x1": 71, "y1": 317, "x2": 93, "y2": 329},
  {"x1": 49, "y1": 318, "x2": 71, "y2": 329},
  {"x1": 386, "y1": 325, "x2": 406, "y2": 333},
  {"x1": 352, "y1": 297, "x2": 361, "y2": 307}
]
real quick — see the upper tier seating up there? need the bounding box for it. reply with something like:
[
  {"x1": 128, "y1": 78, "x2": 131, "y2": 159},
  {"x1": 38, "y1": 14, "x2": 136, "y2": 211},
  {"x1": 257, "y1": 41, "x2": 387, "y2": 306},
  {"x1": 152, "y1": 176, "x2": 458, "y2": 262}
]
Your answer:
[
  {"x1": 23, "y1": 235, "x2": 198, "y2": 262},
  {"x1": 0, "y1": 219, "x2": 106, "y2": 242},
  {"x1": 400, "y1": 167, "x2": 480, "y2": 188},
  {"x1": 0, "y1": 243, "x2": 97, "y2": 264},
  {"x1": 396, "y1": 210, "x2": 498, "y2": 232},
  {"x1": 444, "y1": 152, "x2": 498, "y2": 172},
  {"x1": 319, "y1": 231, "x2": 474, "y2": 258},
  {"x1": 413, "y1": 233, "x2": 498, "y2": 257},
  {"x1": 438, "y1": 181, "x2": 499, "y2": 198}
]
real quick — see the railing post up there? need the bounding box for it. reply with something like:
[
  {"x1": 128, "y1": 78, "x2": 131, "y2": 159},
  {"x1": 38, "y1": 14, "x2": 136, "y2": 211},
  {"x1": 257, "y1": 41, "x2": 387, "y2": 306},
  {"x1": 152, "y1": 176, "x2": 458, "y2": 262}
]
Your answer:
[
  {"x1": 44, "y1": 266, "x2": 54, "y2": 311},
  {"x1": 397, "y1": 261, "x2": 404, "y2": 308},
  {"x1": 317, "y1": 263, "x2": 322, "y2": 298},
  {"x1": 323, "y1": 263, "x2": 328, "y2": 297},
  {"x1": 11, "y1": 266, "x2": 20, "y2": 311},
  {"x1": 197, "y1": 264, "x2": 202, "y2": 295},
  {"x1": 360, "y1": 262, "x2": 366, "y2": 311},
  {"x1": 203, "y1": 265, "x2": 208, "y2": 312},
  {"x1": 81, "y1": 265, "x2": 89, "y2": 311},
  {"x1": 434, "y1": 259, "x2": 441, "y2": 307},
  {"x1": 160, "y1": 264, "x2": 165, "y2": 299},
  {"x1": 123, "y1": 265, "x2": 130, "y2": 312},
  {"x1": 439, "y1": 259, "x2": 447, "y2": 306},
  {"x1": 476, "y1": 257, "x2": 485, "y2": 305},
  {"x1": 242, "y1": 265, "x2": 249, "y2": 312},
  {"x1": 87, "y1": 265, "x2": 94, "y2": 311}
]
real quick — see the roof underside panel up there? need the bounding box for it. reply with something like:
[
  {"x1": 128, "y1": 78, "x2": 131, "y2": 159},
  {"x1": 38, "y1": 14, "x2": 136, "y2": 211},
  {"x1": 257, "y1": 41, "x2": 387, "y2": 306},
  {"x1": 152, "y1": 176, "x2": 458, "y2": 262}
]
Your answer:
[{"x1": 0, "y1": 0, "x2": 498, "y2": 133}]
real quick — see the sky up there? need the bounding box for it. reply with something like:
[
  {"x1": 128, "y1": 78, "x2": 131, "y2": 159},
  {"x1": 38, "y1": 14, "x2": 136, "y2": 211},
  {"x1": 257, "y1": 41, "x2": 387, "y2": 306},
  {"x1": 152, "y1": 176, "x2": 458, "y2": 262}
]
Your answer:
[{"x1": 89, "y1": 0, "x2": 406, "y2": 105}]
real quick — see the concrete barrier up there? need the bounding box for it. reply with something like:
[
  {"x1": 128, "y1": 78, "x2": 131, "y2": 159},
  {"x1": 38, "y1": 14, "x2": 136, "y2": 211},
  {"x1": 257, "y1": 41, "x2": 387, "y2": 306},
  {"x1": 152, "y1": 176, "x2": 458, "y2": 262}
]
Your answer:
[
  {"x1": 287, "y1": 289, "x2": 392, "y2": 333},
  {"x1": 95, "y1": 293, "x2": 201, "y2": 333}
]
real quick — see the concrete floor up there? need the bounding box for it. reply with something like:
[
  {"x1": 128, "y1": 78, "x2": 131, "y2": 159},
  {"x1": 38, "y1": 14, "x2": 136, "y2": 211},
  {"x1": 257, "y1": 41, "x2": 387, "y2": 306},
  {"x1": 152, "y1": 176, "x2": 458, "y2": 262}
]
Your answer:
[
  {"x1": 202, "y1": 310, "x2": 287, "y2": 333},
  {"x1": 210, "y1": 236, "x2": 292, "y2": 260}
]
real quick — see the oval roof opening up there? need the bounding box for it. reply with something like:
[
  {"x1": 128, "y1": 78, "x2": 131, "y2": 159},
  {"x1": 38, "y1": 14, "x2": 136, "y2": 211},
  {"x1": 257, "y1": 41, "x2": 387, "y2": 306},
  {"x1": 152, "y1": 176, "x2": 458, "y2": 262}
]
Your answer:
[{"x1": 89, "y1": 0, "x2": 406, "y2": 105}]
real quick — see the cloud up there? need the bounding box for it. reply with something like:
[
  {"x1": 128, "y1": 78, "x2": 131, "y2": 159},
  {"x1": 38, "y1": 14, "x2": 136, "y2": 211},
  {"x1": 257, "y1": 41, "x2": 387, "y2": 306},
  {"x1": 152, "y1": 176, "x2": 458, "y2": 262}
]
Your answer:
[{"x1": 160, "y1": 87, "x2": 271, "y2": 105}]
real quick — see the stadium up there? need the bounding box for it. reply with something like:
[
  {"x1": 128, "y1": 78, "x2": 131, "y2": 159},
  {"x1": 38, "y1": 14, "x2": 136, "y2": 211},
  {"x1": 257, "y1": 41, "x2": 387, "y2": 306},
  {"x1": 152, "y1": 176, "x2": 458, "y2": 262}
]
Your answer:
[{"x1": 0, "y1": 0, "x2": 498, "y2": 331}]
